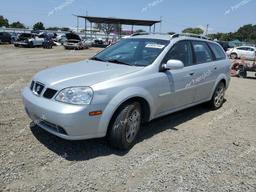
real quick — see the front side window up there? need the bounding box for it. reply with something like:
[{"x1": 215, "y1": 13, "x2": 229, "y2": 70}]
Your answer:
[
  {"x1": 192, "y1": 41, "x2": 213, "y2": 64},
  {"x1": 162, "y1": 41, "x2": 193, "y2": 67},
  {"x1": 91, "y1": 38, "x2": 169, "y2": 66},
  {"x1": 208, "y1": 42, "x2": 226, "y2": 60}
]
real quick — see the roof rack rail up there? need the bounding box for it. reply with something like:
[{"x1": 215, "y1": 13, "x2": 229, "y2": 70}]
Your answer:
[{"x1": 171, "y1": 33, "x2": 208, "y2": 40}]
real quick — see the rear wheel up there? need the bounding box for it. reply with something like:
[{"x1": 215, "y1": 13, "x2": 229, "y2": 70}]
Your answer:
[
  {"x1": 238, "y1": 66, "x2": 247, "y2": 78},
  {"x1": 209, "y1": 82, "x2": 225, "y2": 110},
  {"x1": 108, "y1": 102, "x2": 141, "y2": 150},
  {"x1": 230, "y1": 53, "x2": 238, "y2": 59}
]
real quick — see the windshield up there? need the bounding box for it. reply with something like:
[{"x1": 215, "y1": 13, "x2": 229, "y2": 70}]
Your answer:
[{"x1": 91, "y1": 38, "x2": 169, "y2": 66}]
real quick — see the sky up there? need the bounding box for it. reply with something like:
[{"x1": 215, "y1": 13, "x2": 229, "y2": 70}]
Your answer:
[{"x1": 0, "y1": 0, "x2": 255, "y2": 33}]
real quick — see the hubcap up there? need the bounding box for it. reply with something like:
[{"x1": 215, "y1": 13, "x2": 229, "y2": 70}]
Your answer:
[
  {"x1": 126, "y1": 109, "x2": 141, "y2": 143},
  {"x1": 214, "y1": 86, "x2": 225, "y2": 108}
]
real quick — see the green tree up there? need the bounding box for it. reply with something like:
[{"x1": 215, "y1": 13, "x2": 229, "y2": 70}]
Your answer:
[
  {"x1": 9, "y1": 21, "x2": 26, "y2": 28},
  {"x1": 0, "y1": 15, "x2": 9, "y2": 27},
  {"x1": 95, "y1": 23, "x2": 117, "y2": 40},
  {"x1": 46, "y1": 27, "x2": 60, "y2": 31},
  {"x1": 167, "y1": 32, "x2": 176, "y2": 35},
  {"x1": 136, "y1": 29, "x2": 146, "y2": 33},
  {"x1": 33, "y1": 22, "x2": 45, "y2": 30},
  {"x1": 182, "y1": 27, "x2": 204, "y2": 35},
  {"x1": 61, "y1": 27, "x2": 70, "y2": 32}
]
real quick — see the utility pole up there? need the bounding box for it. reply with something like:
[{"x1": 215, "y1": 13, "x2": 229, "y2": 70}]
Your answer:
[
  {"x1": 77, "y1": 16, "x2": 79, "y2": 33},
  {"x1": 160, "y1": 16, "x2": 163, "y2": 33},
  {"x1": 205, "y1": 24, "x2": 209, "y2": 36},
  {"x1": 85, "y1": 10, "x2": 88, "y2": 38}
]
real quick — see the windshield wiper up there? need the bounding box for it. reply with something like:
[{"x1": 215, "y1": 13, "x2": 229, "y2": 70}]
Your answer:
[
  {"x1": 106, "y1": 59, "x2": 130, "y2": 66},
  {"x1": 90, "y1": 57, "x2": 105, "y2": 62}
]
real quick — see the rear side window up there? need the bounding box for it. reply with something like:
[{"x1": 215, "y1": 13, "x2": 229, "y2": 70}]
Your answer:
[
  {"x1": 208, "y1": 43, "x2": 226, "y2": 60},
  {"x1": 192, "y1": 41, "x2": 213, "y2": 64},
  {"x1": 162, "y1": 41, "x2": 193, "y2": 67},
  {"x1": 237, "y1": 47, "x2": 247, "y2": 50}
]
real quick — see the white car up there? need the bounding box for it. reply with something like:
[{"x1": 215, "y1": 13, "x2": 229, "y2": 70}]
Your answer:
[{"x1": 226, "y1": 46, "x2": 256, "y2": 60}]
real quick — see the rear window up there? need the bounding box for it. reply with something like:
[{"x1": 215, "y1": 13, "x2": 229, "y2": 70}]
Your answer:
[
  {"x1": 208, "y1": 43, "x2": 226, "y2": 60},
  {"x1": 19, "y1": 33, "x2": 33, "y2": 38}
]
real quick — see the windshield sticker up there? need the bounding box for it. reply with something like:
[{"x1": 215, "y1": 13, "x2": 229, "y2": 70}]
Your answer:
[{"x1": 145, "y1": 44, "x2": 165, "y2": 49}]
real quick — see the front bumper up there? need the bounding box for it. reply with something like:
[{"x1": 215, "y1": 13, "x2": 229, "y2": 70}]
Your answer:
[
  {"x1": 22, "y1": 87, "x2": 106, "y2": 140},
  {"x1": 64, "y1": 43, "x2": 80, "y2": 49}
]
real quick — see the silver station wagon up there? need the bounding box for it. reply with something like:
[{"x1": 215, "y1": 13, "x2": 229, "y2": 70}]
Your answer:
[{"x1": 22, "y1": 33, "x2": 231, "y2": 149}]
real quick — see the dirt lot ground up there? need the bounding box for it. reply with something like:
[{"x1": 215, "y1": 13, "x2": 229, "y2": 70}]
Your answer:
[{"x1": 0, "y1": 45, "x2": 256, "y2": 192}]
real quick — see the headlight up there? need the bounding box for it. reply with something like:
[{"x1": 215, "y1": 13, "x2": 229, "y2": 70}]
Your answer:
[{"x1": 55, "y1": 87, "x2": 93, "y2": 105}]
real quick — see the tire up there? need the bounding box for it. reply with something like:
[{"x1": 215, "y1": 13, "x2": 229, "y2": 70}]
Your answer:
[
  {"x1": 108, "y1": 102, "x2": 142, "y2": 150},
  {"x1": 28, "y1": 41, "x2": 34, "y2": 48},
  {"x1": 230, "y1": 53, "x2": 238, "y2": 59},
  {"x1": 209, "y1": 82, "x2": 226, "y2": 110},
  {"x1": 238, "y1": 66, "x2": 247, "y2": 78}
]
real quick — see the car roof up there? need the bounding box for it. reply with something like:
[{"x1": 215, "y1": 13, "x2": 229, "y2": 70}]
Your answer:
[
  {"x1": 238, "y1": 46, "x2": 255, "y2": 48},
  {"x1": 130, "y1": 33, "x2": 216, "y2": 44},
  {"x1": 130, "y1": 34, "x2": 172, "y2": 41}
]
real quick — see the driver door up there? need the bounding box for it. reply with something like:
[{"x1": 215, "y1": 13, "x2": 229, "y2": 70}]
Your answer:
[{"x1": 161, "y1": 40, "x2": 196, "y2": 111}]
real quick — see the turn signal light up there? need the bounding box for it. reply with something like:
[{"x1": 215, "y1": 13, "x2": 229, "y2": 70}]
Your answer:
[{"x1": 89, "y1": 111, "x2": 102, "y2": 116}]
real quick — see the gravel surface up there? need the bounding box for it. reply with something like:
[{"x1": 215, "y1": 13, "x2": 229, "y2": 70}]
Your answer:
[{"x1": 0, "y1": 45, "x2": 256, "y2": 192}]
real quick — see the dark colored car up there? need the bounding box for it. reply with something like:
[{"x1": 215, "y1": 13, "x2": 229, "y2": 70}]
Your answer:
[
  {"x1": 216, "y1": 41, "x2": 230, "y2": 52},
  {"x1": 0, "y1": 32, "x2": 12, "y2": 44}
]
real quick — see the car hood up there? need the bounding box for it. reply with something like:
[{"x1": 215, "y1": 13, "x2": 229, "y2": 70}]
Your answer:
[
  {"x1": 34, "y1": 60, "x2": 143, "y2": 89},
  {"x1": 66, "y1": 33, "x2": 81, "y2": 40}
]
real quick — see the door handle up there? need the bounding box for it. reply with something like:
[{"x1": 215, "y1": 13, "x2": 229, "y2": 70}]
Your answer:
[
  {"x1": 189, "y1": 72, "x2": 195, "y2": 76},
  {"x1": 214, "y1": 67, "x2": 217, "y2": 70}
]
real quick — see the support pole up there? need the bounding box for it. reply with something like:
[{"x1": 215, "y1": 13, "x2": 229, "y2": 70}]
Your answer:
[
  {"x1": 85, "y1": 18, "x2": 87, "y2": 38},
  {"x1": 90, "y1": 22, "x2": 92, "y2": 39},
  {"x1": 77, "y1": 16, "x2": 79, "y2": 33}
]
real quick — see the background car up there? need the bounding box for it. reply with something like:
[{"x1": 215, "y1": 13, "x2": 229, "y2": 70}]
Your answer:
[
  {"x1": 0, "y1": 32, "x2": 12, "y2": 44},
  {"x1": 56, "y1": 34, "x2": 67, "y2": 45},
  {"x1": 63, "y1": 33, "x2": 91, "y2": 50},
  {"x1": 226, "y1": 46, "x2": 256, "y2": 60},
  {"x1": 216, "y1": 41, "x2": 230, "y2": 52},
  {"x1": 14, "y1": 33, "x2": 45, "y2": 48}
]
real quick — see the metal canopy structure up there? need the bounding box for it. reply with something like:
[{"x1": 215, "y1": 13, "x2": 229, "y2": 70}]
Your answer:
[
  {"x1": 76, "y1": 15, "x2": 160, "y2": 26},
  {"x1": 74, "y1": 15, "x2": 161, "y2": 39}
]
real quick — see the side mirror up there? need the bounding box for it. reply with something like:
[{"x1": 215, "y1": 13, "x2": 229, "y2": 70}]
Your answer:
[{"x1": 163, "y1": 59, "x2": 184, "y2": 70}]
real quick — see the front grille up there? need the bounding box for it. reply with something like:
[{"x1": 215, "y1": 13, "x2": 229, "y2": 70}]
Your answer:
[
  {"x1": 33, "y1": 82, "x2": 45, "y2": 96},
  {"x1": 43, "y1": 88, "x2": 57, "y2": 99},
  {"x1": 30, "y1": 81, "x2": 35, "y2": 90}
]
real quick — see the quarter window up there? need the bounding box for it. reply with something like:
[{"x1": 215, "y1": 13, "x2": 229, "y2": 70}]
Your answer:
[
  {"x1": 192, "y1": 41, "x2": 213, "y2": 64},
  {"x1": 163, "y1": 41, "x2": 193, "y2": 67},
  {"x1": 208, "y1": 43, "x2": 226, "y2": 60}
]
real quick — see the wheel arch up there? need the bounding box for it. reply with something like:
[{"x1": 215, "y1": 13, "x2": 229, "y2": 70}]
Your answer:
[
  {"x1": 210, "y1": 75, "x2": 228, "y2": 98},
  {"x1": 98, "y1": 87, "x2": 154, "y2": 137}
]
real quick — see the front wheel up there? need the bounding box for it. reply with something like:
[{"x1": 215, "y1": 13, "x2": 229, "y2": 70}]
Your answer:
[
  {"x1": 209, "y1": 82, "x2": 225, "y2": 110},
  {"x1": 107, "y1": 102, "x2": 142, "y2": 150},
  {"x1": 28, "y1": 41, "x2": 34, "y2": 48}
]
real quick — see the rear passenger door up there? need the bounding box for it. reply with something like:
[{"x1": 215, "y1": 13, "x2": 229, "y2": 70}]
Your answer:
[{"x1": 190, "y1": 41, "x2": 216, "y2": 102}]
